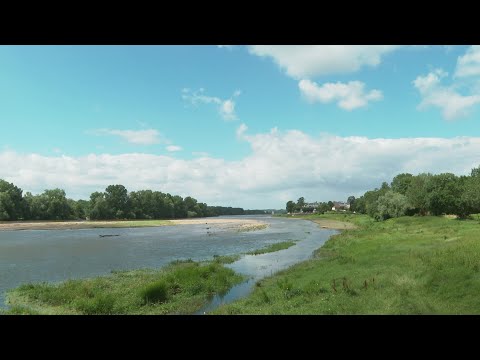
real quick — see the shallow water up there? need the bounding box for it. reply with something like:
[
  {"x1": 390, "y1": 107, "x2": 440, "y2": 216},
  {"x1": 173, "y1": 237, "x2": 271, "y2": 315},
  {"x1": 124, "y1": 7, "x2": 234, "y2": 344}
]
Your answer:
[
  {"x1": 0, "y1": 215, "x2": 336, "y2": 309},
  {"x1": 195, "y1": 221, "x2": 337, "y2": 314}
]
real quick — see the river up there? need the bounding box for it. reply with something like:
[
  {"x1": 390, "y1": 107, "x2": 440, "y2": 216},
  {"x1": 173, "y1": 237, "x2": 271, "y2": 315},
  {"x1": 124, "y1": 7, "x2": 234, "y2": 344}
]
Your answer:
[{"x1": 0, "y1": 215, "x2": 337, "y2": 310}]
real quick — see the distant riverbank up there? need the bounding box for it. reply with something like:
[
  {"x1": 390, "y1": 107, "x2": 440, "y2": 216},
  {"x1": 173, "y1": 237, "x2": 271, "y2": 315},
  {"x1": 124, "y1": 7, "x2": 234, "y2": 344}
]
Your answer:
[{"x1": 0, "y1": 217, "x2": 267, "y2": 232}]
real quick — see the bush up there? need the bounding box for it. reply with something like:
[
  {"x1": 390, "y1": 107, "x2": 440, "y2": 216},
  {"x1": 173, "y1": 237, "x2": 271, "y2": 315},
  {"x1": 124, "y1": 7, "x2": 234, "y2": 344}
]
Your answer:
[{"x1": 140, "y1": 280, "x2": 169, "y2": 304}]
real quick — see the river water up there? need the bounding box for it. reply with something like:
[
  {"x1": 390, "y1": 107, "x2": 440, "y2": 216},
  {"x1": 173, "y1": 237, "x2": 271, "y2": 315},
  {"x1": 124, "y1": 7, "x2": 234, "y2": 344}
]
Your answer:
[{"x1": 0, "y1": 216, "x2": 337, "y2": 310}]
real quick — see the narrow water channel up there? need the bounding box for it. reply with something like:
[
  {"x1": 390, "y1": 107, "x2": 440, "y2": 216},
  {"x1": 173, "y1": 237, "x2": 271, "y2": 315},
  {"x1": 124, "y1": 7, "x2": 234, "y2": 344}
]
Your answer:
[{"x1": 195, "y1": 225, "x2": 337, "y2": 314}]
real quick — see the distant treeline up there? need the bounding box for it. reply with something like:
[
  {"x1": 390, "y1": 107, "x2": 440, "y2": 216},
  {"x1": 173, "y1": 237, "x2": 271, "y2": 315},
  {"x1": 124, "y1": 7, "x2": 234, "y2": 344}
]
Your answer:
[
  {"x1": 287, "y1": 166, "x2": 480, "y2": 221},
  {"x1": 350, "y1": 166, "x2": 480, "y2": 220},
  {"x1": 0, "y1": 180, "x2": 266, "y2": 221}
]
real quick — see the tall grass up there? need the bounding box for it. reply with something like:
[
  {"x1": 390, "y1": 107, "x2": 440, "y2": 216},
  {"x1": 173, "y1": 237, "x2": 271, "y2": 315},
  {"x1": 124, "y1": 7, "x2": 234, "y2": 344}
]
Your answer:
[
  {"x1": 5, "y1": 258, "x2": 245, "y2": 315},
  {"x1": 214, "y1": 214, "x2": 480, "y2": 314},
  {"x1": 246, "y1": 241, "x2": 297, "y2": 255}
]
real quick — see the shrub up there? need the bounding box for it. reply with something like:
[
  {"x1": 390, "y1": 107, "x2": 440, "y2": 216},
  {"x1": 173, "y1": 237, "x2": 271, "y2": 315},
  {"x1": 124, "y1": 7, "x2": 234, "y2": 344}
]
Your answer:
[{"x1": 140, "y1": 280, "x2": 169, "y2": 305}]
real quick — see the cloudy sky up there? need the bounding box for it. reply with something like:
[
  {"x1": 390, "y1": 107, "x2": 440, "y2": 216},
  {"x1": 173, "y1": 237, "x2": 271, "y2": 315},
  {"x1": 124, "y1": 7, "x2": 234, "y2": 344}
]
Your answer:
[{"x1": 1, "y1": 45, "x2": 480, "y2": 208}]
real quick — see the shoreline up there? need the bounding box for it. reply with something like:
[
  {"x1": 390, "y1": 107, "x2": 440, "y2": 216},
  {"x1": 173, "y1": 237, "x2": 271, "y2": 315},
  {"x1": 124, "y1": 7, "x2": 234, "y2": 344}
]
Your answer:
[
  {"x1": 0, "y1": 217, "x2": 268, "y2": 232},
  {"x1": 286, "y1": 216, "x2": 357, "y2": 230}
]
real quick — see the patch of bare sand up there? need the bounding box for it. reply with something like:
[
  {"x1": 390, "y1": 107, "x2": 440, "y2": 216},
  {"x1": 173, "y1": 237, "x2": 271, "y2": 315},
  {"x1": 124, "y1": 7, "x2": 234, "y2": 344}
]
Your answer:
[
  {"x1": 0, "y1": 220, "x2": 169, "y2": 231},
  {"x1": 287, "y1": 218, "x2": 356, "y2": 230},
  {"x1": 171, "y1": 218, "x2": 268, "y2": 231}
]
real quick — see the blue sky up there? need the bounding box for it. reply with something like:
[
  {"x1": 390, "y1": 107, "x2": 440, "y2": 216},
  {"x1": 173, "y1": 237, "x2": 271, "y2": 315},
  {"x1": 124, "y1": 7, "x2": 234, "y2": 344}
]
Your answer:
[{"x1": 1, "y1": 45, "x2": 480, "y2": 208}]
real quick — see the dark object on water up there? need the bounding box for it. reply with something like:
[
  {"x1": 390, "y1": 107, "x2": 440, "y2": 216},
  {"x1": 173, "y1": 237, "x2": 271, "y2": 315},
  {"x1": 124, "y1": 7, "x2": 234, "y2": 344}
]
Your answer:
[{"x1": 99, "y1": 234, "x2": 120, "y2": 238}]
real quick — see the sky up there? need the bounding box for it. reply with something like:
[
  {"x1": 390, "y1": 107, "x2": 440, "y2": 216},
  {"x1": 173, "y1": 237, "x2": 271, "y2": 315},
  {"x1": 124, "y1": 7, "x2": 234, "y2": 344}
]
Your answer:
[{"x1": 1, "y1": 45, "x2": 480, "y2": 209}]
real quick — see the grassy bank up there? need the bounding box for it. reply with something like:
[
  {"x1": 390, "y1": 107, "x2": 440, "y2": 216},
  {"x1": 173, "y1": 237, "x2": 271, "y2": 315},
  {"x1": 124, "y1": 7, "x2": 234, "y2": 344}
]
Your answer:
[
  {"x1": 4, "y1": 258, "x2": 245, "y2": 315},
  {"x1": 246, "y1": 241, "x2": 297, "y2": 255},
  {"x1": 213, "y1": 213, "x2": 480, "y2": 314}
]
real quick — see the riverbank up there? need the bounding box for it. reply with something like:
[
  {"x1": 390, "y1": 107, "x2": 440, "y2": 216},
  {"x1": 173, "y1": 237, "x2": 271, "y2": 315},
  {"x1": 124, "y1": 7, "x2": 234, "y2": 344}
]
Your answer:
[
  {"x1": 213, "y1": 213, "x2": 480, "y2": 314},
  {"x1": 3, "y1": 256, "x2": 245, "y2": 315},
  {"x1": 0, "y1": 217, "x2": 267, "y2": 232},
  {"x1": 285, "y1": 214, "x2": 357, "y2": 230}
]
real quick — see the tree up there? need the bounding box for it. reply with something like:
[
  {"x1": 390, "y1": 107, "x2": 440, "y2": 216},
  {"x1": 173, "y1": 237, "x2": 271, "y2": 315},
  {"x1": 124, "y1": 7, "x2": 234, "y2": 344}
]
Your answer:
[
  {"x1": 184, "y1": 196, "x2": 198, "y2": 217},
  {"x1": 351, "y1": 196, "x2": 365, "y2": 213},
  {"x1": 316, "y1": 202, "x2": 331, "y2": 214},
  {"x1": 0, "y1": 179, "x2": 25, "y2": 220},
  {"x1": 296, "y1": 197, "x2": 305, "y2": 210},
  {"x1": 347, "y1": 196, "x2": 356, "y2": 205},
  {"x1": 425, "y1": 173, "x2": 461, "y2": 216},
  {"x1": 461, "y1": 174, "x2": 480, "y2": 216},
  {"x1": 471, "y1": 165, "x2": 480, "y2": 178},
  {"x1": 374, "y1": 191, "x2": 410, "y2": 221},
  {"x1": 286, "y1": 200, "x2": 295, "y2": 213},
  {"x1": 89, "y1": 191, "x2": 111, "y2": 220},
  {"x1": 104, "y1": 185, "x2": 130, "y2": 219},
  {"x1": 391, "y1": 173, "x2": 414, "y2": 195},
  {"x1": 171, "y1": 195, "x2": 187, "y2": 218},
  {"x1": 405, "y1": 173, "x2": 432, "y2": 215}
]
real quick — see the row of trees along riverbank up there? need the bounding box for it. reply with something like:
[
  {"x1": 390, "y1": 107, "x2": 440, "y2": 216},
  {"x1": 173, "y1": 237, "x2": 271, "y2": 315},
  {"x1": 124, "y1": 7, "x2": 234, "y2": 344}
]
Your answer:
[
  {"x1": 287, "y1": 165, "x2": 480, "y2": 221},
  {"x1": 0, "y1": 181, "x2": 251, "y2": 221}
]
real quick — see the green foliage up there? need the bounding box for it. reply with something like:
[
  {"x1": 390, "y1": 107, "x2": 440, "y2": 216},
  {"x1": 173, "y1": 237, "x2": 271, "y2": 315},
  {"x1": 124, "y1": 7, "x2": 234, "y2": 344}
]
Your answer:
[
  {"x1": 246, "y1": 241, "x2": 297, "y2": 255},
  {"x1": 214, "y1": 214, "x2": 480, "y2": 314},
  {"x1": 405, "y1": 173, "x2": 432, "y2": 215},
  {"x1": 296, "y1": 197, "x2": 305, "y2": 212},
  {"x1": 286, "y1": 200, "x2": 295, "y2": 213},
  {"x1": 0, "y1": 179, "x2": 26, "y2": 220},
  {"x1": 390, "y1": 173, "x2": 414, "y2": 195},
  {"x1": 374, "y1": 191, "x2": 410, "y2": 221},
  {"x1": 0, "y1": 177, "x2": 253, "y2": 222},
  {"x1": 425, "y1": 173, "x2": 462, "y2": 216},
  {"x1": 139, "y1": 281, "x2": 169, "y2": 304},
  {"x1": 75, "y1": 294, "x2": 116, "y2": 315},
  {"x1": 6, "y1": 258, "x2": 245, "y2": 315}
]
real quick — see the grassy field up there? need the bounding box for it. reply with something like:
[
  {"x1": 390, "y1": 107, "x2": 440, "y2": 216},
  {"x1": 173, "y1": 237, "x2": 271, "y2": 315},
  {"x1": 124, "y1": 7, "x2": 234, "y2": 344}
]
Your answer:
[
  {"x1": 246, "y1": 241, "x2": 297, "y2": 255},
  {"x1": 213, "y1": 213, "x2": 480, "y2": 314},
  {"x1": 3, "y1": 257, "x2": 245, "y2": 315}
]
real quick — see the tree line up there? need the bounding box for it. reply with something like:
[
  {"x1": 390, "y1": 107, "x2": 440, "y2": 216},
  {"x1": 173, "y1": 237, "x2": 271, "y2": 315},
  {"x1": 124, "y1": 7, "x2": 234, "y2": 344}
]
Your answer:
[
  {"x1": 0, "y1": 180, "x2": 248, "y2": 221},
  {"x1": 285, "y1": 166, "x2": 480, "y2": 221},
  {"x1": 349, "y1": 166, "x2": 480, "y2": 220}
]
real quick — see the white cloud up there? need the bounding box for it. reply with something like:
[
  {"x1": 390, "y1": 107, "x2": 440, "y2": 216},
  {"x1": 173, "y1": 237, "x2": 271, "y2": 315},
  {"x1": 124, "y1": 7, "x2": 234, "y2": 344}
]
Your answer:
[
  {"x1": 182, "y1": 88, "x2": 240, "y2": 121},
  {"x1": 166, "y1": 145, "x2": 182, "y2": 152},
  {"x1": 454, "y1": 45, "x2": 480, "y2": 78},
  {"x1": 220, "y1": 99, "x2": 236, "y2": 120},
  {"x1": 236, "y1": 123, "x2": 248, "y2": 138},
  {"x1": 298, "y1": 79, "x2": 383, "y2": 110},
  {"x1": 248, "y1": 45, "x2": 401, "y2": 79},
  {"x1": 413, "y1": 68, "x2": 480, "y2": 120},
  {"x1": 217, "y1": 45, "x2": 234, "y2": 50},
  {"x1": 2, "y1": 128, "x2": 480, "y2": 208},
  {"x1": 91, "y1": 129, "x2": 164, "y2": 145}
]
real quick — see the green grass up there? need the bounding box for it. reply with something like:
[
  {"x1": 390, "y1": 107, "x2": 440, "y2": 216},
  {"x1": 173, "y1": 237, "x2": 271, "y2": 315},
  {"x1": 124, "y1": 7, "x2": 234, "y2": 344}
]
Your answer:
[
  {"x1": 213, "y1": 213, "x2": 480, "y2": 314},
  {"x1": 246, "y1": 241, "x2": 297, "y2": 255},
  {"x1": 4, "y1": 259, "x2": 245, "y2": 315},
  {"x1": 212, "y1": 254, "x2": 242, "y2": 264}
]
